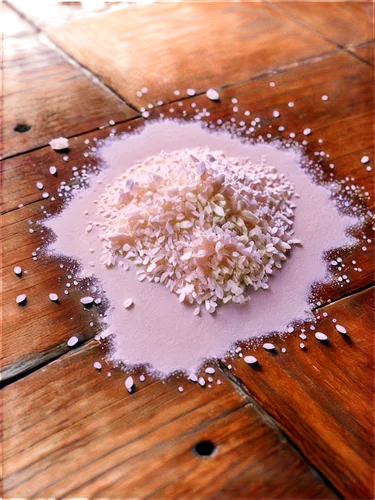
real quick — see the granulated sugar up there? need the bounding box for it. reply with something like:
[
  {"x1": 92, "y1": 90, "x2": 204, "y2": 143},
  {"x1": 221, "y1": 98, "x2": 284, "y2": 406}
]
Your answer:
[{"x1": 46, "y1": 120, "x2": 356, "y2": 376}]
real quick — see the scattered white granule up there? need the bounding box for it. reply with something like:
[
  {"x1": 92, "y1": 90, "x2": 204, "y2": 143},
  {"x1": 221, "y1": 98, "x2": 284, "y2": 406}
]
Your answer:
[
  {"x1": 299, "y1": 342, "x2": 305, "y2": 349},
  {"x1": 14, "y1": 266, "x2": 22, "y2": 276},
  {"x1": 67, "y1": 336, "x2": 79, "y2": 347},
  {"x1": 263, "y1": 343, "x2": 275, "y2": 350},
  {"x1": 321, "y1": 95, "x2": 328, "y2": 101},
  {"x1": 205, "y1": 367, "x2": 215, "y2": 374},
  {"x1": 125, "y1": 376, "x2": 134, "y2": 392},
  {"x1": 139, "y1": 374, "x2": 145, "y2": 382},
  {"x1": 315, "y1": 332, "x2": 328, "y2": 341},
  {"x1": 187, "y1": 88, "x2": 196, "y2": 96},
  {"x1": 124, "y1": 298, "x2": 134, "y2": 309},
  {"x1": 281, "y1": 347, "x2": 287, "y2": 353},
  {"x1": 244, "y1": 355, "x2": 257, "y2": 364},
  {"x1": 49, "y1": 166, "x2": 57, "y2": 175},
  {"x1": 335, "y1": 324, "x2": 347, "y2": 334},
  {"x1": 361, "y1": 155, "x2": 369, "y2": 164},
  {"x1": 188, "y1": 373, "x2": 198, "y2": 382},
  {"x1": 206, "y1": 89, "x2": 220, "y2": 101},
  {"x1": 178, "y1": 386, "x2": 184, "y2": 392},
  {"x1": 303, "y1": 128, "x2": 311, "y2": 136},
  {"x1": 97, "y1": 148, "x2": 298, "y2": 312},
  {"x1": 80, "y1": 296, "x2": 94, "y2": 305},
  {"x1": 198, "y1": 377, "x2": 206, "y2": 387},
  {"x1": 36, "y1": 182, "x2": 44, "y2": 190},
  {"x1": 49, "y1": 137, "x2": 69, "y2": 150},
  {"x1": 94, "y1": 361, "x2": 102, "y2": 370},
  {"x1": 288, "y1": 102, "x2": 294, "y2": 107},
  {"x1": 49, "y1": 293, "x2": 59, "y2": 302},
  {"x1": 272, "y1": 110, "x2": 280, "y2": 118},
  {"x1": 16, "y1": 294, "x2": 27, "y2": 304}
]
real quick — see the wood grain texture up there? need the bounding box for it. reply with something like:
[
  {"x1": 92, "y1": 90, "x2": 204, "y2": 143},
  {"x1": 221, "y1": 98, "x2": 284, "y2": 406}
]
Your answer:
[
  {"x1": 223, "y1": 287, "x2": 375, "y2": 499},
  {"x1": 1, "y1": 342, "x2": 336, "y2": 499},
  {"x1": 2, "y1": 49, "x2": 374, "y2": 383},
  {"x1": 45, "y1": 3, "x2": 336, "y2": 109},
  {"x1": 2, "y1": 21, "x2": 138, "y2": 158},
  {"x1": 266, "y1": 1, "x2": 374, "y2": 48},
  {"x1": 349, "y1": 40, "x2": 374, "y2": 65}
]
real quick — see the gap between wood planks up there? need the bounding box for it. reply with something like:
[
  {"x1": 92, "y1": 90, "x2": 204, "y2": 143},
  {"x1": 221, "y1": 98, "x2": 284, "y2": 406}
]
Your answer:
[{"x1": 264, "y1": 0, "x2": 374, "y2": 68}]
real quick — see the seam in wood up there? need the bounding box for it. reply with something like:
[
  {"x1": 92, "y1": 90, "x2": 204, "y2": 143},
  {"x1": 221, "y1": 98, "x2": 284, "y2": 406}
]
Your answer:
[
  {"x1": 264, "y1": 0, "x2": 374, "y2": 68},
  {"x1": 219, "y1": 360, "x2": 344, "y2": 499}
]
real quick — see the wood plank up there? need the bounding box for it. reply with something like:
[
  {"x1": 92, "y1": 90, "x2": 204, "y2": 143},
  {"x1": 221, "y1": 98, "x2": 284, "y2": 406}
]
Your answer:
[
  {"x1": 1, "y1": 342, "x2": 336, "y2": 498},
  {"x1": 2, "y1": 19, "x2": 138, "y2": 158},
  {"x1": 350, "y1": 40, "x2": 374, "y2": 65},
  {"x1": 45, "y1": 3, "x2": 336, "y2": 109},
  {"x1": 266, "y1": 1, "x2": 374, "y2": 48},
  {"x1": 223, "y1": 287, "x2": 374, "y2": 499},
  {"x1": 2, "y1": 50, "x2": 373, "y2": 381}
]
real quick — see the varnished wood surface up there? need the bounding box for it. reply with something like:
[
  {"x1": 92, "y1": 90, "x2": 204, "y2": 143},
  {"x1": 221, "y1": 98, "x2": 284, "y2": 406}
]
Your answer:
[{"x1": 1, "y1": 1, "x2": 374, "y2": 499}]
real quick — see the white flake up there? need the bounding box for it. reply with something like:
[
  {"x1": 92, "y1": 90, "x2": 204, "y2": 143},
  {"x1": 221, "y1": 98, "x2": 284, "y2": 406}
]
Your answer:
[
  {"x1": 80, "y1": 296, "x2": 94, "y2": 305},
  {"x1": 206, "y1": 88, "x2": 220, "y2": 101},
  {"x1": 315, "y1": 332, "x2": 328, "y2": 341},
  {"x1": 244, "y1": 355, "x2": 258, "y2": 364},
  {"x1": 198, "y1": 377, "x2": 206, "y2": 387},
  {"x1": 49, "y1": 137, "x2": 69, "y2": 150},
  {"x1": 124, "y1": 298, "x2": 134, "y2": 309},
  {"x1": 16, "y1": 294, "x2": 27, "y2": 304},
  {"x1": 36, "y1": 182, "x2": 44, "y2": 190},
  {"x1": 49, "y1": 293, "x2": 59, "y2": 302},
  {"x1": 205, "y1": 367, "x2": 215, "y2": 374},
  {"x1": 263, "y1": 343, "x2": 275, "y2": 350},
  {"x1": 67, "y1": 335, "x2": 79, "y2": 347},
  {"x1": 335, "y1": 324, "x2": 347, "y2": 334},
  {"x1": 49, "y1": 166, "x2": 57, "y2": 175},
  {"x1": 14, "y1": 266, "x2": 22, "y2": 276},
  {"x1": 93, "y1": 361, "x2": 102, "y2": 370},
  {"x1": 125, "y1": 376, "x2": 134, "y2": 392}
]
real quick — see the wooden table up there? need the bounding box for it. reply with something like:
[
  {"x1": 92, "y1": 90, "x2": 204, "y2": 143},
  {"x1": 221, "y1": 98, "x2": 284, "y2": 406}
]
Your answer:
[{"x1": 1, "y1": 2, "x2": 374, "y2": 498}]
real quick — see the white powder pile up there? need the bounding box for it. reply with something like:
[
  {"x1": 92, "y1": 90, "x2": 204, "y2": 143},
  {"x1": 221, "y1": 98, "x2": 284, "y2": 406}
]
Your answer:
[
  {"x1": 96, "y1": 149, "x2": 298, "y2": 312},
  {"x1": 46, "y1": 121, "x2": 358, "y2": 375}
]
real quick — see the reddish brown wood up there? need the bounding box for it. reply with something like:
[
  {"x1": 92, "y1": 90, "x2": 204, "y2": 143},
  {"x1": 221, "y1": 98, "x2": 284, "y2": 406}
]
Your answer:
[
  {"x1": 350, "y1": 40, "x2": 374, "y2": 65},
  {"x1": 223, "y1": 287, "x2": 375, "y2": 499},
  {"x1": 44, "y1": 3, "x2": 336, "y2": 109},
  {"x1": 2, "y1": 18, "x2": 138, "y2": 158},
  {"x1": 1, "y1": 342, "x2": 336, "y2": 498},
  {"x1": 266, "y1": 1, "x2": 374, "y2": 47}
]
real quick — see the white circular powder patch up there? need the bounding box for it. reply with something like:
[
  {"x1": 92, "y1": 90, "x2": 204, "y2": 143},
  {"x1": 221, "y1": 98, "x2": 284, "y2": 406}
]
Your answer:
[{"x1": 46, "y1": 121, "x2": 357, "y2": 376}]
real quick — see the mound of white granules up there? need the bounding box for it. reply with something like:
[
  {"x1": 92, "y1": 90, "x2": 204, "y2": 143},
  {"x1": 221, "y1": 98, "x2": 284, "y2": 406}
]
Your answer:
[{"x1": 95, "y1": 148, "x2": 300, "y2": 312}]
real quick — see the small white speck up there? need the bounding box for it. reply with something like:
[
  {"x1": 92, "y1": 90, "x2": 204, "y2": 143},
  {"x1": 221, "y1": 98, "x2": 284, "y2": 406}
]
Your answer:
[
  {"x1": 281, "y1": 347, "x2": 287, "y2": 353},
  {"x1": 206, "y1": 88, "x2": 220, "y2": 101},
  {"x1": 361, "y1": 155, "x2": 369, "y2": 164},
  {"x1": 303, "y1": 128, "x2": 311, "y2": 136},
  {"x1": 227, "y1": 364, "x2": 232, "y2": 369},
  {"x1": 107, "y1": 372, "x2": 112, "y2": 377},
  {"x1": 272, "y1": 110, "x2": 280, "y2": 118},
  {"x1": 14, "y1": 266, "x2": 22, "y2": 276},
  {"x1": 321, "y1": 95, "x2": 328, "y2": 101},
  {"x1": 124, "y1": 298, "x2": 134, "y2": 309},
  {"x1": 315, "y1": 332, "x2": 328, "y2": 341},
  {"x1": 299, "y1": 342, "x2": 305, "y2": 349},
  {"x1": 188, "y1": 373, "x2": 198, "y2": 382},
  {"x1": 139, "y1": 375, "x2": 145, "y2": 382},
  {"x1": 366, "y1": 166, "x2": 372, "y2": 172},
  {"x1": 49, "y1": 137, "x2": 69, "y2": 150},
  {"x1": 94, "y1": 298, "x2": 102, "y2": 305},
  {"x1": 109, "y1": 120, "x2": 115, "y2": 126},
  {"x1": 244, "y1": 355, "x2": 258, "y2": 364},
  {"x1": 49, "y1": 293, "x2": 59, "y2": 302},
  {"x1": 125, "y1": 376, "x2": 134, "y2": 392},
  {"x1": 67, "y1": 336, "x2": 79, "y2": 347},
  {"x1": 142, "y1": 111, "x2": 150, "y2": 119},
  {"x1": 198, "y1": 377, "x2": 206, "y2": 387},
  {"x1": 187, "y1": 88, "x2": 196, "y2": 96},
  {"x1": 193, "y1": 306, "x2": 200, "y2": 316},
  {"x1": 94, "y1": 361, "x2": 102, "y2": 370},
  {"x1": 49, "y1": 166, "x2": 57, "y2": 175},
  {"x1": 16, "y1": 293, "x2": 27, "y2": 304},
  {"x1": 36, "y1": 182, "x2": 44, "y2": 190},
  {"x1": 269, "y1": 82, "x2": 275, "y2": 87},
  {"x1": 205, "y1": 367, "x2": 215, "y2": 374},
  {"x1": 299, "y1": 333, "x2": 307, "y2": 340},
  {"x1": 141, "y1": 87, "x2": 148, "y2": 94},
  {"x1": 178, "y1": 386, "x2": 184, "y2": 392},
  {"x1": 263, "y1": 343, "x2": 275, "y2": 351},
  {"x1": 42, "y1": 192, "x2": 49, "y2": 199},
  {"x1": 335, "y1": 324, "x2": 347, "y2": 334},
  {"x1": 288, "y1": 102, "x2": 294, "y2": 107},
  {"x1": 80, "y1": 296, "x2": 94, "y2": 305}
]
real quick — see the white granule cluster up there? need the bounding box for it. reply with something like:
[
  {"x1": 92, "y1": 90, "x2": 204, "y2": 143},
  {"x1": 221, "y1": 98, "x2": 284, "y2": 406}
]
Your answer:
[{"x1": 95, "y1": 148, "x2": 299, "y2": 313}]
